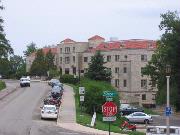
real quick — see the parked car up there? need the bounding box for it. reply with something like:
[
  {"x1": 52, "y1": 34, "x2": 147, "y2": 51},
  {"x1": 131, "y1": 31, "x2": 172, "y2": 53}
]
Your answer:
[
  {"x1": 125, "y1": 112, "x2": 153, "y2": 124},
  {"x1": 41, "y1": 105, "x2": 58, "y2": 119},
  {"x1": 20, "y1": 77, "x2": 30, "y2": 87},
  {"x1": 120, "y1": 106, "x2": 144, "y2": 115}
]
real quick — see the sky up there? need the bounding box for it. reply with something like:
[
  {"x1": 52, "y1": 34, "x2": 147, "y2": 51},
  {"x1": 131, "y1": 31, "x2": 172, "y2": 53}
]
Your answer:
[{"x1": 1, "y1": 0, "x2": 180, "y2": 56}]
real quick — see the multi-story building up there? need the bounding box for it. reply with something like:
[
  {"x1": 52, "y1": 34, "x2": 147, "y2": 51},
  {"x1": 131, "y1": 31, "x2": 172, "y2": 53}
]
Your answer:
[
  {"x1": 27, "y1": 35, "x2": 157, "y2": 107},
  {"x1": 56, "y1": 35, "x2": 157, "y2": 107}
]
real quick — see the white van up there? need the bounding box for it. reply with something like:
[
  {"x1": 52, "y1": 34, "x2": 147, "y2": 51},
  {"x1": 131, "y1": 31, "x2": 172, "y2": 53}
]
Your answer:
[{"x1": 146, "y1": 126, "x2": 180, "y2": 135}]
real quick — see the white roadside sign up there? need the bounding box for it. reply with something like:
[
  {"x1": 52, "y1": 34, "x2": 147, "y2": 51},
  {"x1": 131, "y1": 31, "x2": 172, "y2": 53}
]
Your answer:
[
  {"x1": 80, "y1": 96, "x2": 84, "y2": 102},
  {"x1": 103, "y1": 116, "x2": 116, "y2": 122},
  {"x1": 79, "y1": 87, "x2": 85, "y2": 94}
]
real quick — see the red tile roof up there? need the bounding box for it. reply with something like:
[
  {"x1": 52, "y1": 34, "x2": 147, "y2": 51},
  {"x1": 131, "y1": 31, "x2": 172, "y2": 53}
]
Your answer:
[
  {"x1": 29, "y1": 47, "x2": 57, "y2": 57},
  {"x1": 87, "y1": 40, "x2": 157, "y2": 52},
  {"x1": 42, "y1": 47, "x2": 57, "y2": 54},
  {"x1": 60, "y1": 38, "x2": 76, "y2": 44},
  {"x1": 88, "y1": 35, "x2": 105, "y2": 41}
]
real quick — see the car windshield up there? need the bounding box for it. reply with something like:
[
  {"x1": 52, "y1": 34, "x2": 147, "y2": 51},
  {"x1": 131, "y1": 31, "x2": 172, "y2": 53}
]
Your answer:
[{"x1": 44, "y1": 107, "x2": 56, "y2": 111}]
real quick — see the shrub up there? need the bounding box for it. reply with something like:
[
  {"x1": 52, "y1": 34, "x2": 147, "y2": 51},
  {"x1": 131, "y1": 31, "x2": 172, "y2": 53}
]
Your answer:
[
  {"x1": 60, "y1": 74, "x2": 79, "y2": 84},
  {"x1": 80, "y1": 78, "x2": 120, "y2": 114},
  {"x1": 0, "y1": 80, "x2": 6, "y2": 90}
]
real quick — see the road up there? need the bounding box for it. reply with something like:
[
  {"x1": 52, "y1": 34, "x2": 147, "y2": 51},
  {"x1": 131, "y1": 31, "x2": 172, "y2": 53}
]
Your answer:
[{"x1": 0, "y1": 81, "x2": 88, "y2": 135}]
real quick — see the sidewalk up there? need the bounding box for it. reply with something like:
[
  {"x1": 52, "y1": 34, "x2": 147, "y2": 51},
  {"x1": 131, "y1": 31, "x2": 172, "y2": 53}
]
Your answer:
[
  {"x1": 57, "y1": 85, "x2": 124, "y2": 135},
  {"x1": 0, "y1": 81, "x2": 19, "y2": 100}
]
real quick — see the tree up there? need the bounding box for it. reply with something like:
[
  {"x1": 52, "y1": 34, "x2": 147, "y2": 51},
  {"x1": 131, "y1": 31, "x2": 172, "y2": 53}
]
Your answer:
[
  {"x1": 23, "y1": 42, "x2": 37, "y2": 56},
  {"x1": 85, "y1": 51, "x2": 111, "y2": 82},
  {"x1": 142, "y1": 11, "x2": 180, "y2": 111},
  {"x1": 0, "y1": 1, "x2": 13, "y2": 59},
  {"x1": 30, "y1": 49, "x2": 48, "y2": 76},
  {"x1": 9, "y1": 55, "x2": 26, "y2": 78},
  {"x1": 45, "y1": 50, "x2": 56, "y2": 70}
]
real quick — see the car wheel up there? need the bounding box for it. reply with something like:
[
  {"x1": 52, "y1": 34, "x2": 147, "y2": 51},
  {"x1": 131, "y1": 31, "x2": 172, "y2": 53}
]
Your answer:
[{"x1": 144, "y1": 119, "x2": 149, "y2": 124}]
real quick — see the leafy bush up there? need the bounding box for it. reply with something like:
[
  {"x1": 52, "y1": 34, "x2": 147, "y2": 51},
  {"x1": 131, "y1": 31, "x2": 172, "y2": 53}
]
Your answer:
[
  {"x1": 60, "y1": 74, "x2": 79, "y2": 84},
  {"x1": 80, "y1": 78, "x2": 119, "y2": 114},
  {"x1": 48, "y1": 69, "x2": 60, "y2": 79},
  {"x1": 0, "y1": 80, "x2": 6, "y2": 90}
]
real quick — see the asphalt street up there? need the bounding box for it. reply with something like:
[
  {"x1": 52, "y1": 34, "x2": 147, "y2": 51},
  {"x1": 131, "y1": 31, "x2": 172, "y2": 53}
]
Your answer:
[{"x1": 0, "y1": 81, "x2": 89, "y2": 135}]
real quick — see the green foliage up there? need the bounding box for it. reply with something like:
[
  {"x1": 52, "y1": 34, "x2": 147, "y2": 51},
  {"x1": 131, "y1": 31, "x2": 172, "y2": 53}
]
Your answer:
[
  {"x1": 79, "y1": 78, "x2": 119, "y2": 114},
  {"x1": 85, "y1": 51, "x2": 111, "y2": 82},
  {"x1": 0, "y1": 80, "x2": 6, "y2": 90},
  {"x1": 45, "y1": 50, "x2": 56, "y2": 70},
  {"x1": 142, "y1": 11, "x2": 180, "y2": 111},
  {"x1": 48, "y1": 69, "x2": 60, "y2": 78},
  {"x1": 72, "y1": 82, "x2": 144, "y2": 135},
  {"x1": 60, "y1": 74, "x2": 78, "y2": 84},
  {"x1": 30, "y1": 49, "x2": 48, "y2": 76},
  {"x1": 23, "y1": 42, "x2": 37, "y2": 56},
  {"x1": 0, "y1": 1, "x2": 13, "y2": 59},
  {"x1": 0, "y1": 58, "x2": 11, "y2": 78}
]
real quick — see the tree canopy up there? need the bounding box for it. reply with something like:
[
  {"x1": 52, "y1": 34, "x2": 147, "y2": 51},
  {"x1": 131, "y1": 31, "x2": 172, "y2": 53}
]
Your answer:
[
  {"x1": 0, "y1": 1, "x2": 13, "y2": 58},
  {"x1": 142, "y1": 11, "x2": 180, "y2": 111},
  {"x1": 23, "y1": 42, "x2": 37, "y2": 57},
  {"x1": 85, "y1": 51, "x2": 111, "y2": 82}
]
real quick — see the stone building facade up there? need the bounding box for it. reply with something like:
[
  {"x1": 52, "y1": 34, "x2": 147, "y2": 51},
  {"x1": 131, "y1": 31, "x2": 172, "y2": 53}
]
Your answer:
[
  {"x1": 27, "y1": 35, "x2": 157, "y2": 107},
  {"x1": 56, "y1": 36, "x2": 157, "y2": 107}
]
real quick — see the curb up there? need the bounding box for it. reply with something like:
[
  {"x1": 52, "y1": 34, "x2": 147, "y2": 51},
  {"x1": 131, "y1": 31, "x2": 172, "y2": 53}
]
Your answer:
[{"x1": 0, "y1": 86, "x2": 19, "y2": 100}]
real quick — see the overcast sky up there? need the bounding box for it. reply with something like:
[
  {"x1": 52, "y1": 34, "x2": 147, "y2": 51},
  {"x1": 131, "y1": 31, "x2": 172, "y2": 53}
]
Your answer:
[{"x1": 1, "y1": 0, "x2": 180, "y2": 56}]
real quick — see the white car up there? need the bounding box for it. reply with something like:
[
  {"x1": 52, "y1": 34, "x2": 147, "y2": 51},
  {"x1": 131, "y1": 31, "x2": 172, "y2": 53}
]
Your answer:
[
  {"x1": 125, "y1": 112, "x2": 153, "y2": 124},
  {"x1": 20, "y1": 77, "x2": 30, "y2": 87},
  {"x1": 41, "y1": 105, "x2": 58, "y2": 119}
]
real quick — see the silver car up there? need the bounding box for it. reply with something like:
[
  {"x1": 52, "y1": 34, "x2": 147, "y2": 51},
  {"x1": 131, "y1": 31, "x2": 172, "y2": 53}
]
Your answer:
[{"x1": 125, "y1": 112, "x2": 153, "y2": 124}]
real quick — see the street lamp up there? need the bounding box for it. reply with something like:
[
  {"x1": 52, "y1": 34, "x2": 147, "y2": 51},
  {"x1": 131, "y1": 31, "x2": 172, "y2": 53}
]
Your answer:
[{"x1": 166, "y1": 64, "x2": 171, "y2": 135}]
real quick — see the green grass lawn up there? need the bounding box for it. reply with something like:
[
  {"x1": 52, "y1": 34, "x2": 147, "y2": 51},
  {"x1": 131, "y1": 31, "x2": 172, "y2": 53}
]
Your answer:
[
  {"x1": 67, "y1": 83, "x2": 145, "y2": 135},
  {"x1": 0, "y1": 80, "x2": 6, "y2": 91}
]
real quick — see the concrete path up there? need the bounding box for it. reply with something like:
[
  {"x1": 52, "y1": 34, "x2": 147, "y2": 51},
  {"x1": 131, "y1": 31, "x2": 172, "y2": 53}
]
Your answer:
[{"x1": 57, "y1": 84, "x2": 124, "y2": 135}]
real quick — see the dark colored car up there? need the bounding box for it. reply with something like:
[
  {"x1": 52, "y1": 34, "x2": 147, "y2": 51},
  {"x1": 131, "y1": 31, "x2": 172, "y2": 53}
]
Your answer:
[{"x1": 120, "y1": 107, "x2": 144, "y2": 116}]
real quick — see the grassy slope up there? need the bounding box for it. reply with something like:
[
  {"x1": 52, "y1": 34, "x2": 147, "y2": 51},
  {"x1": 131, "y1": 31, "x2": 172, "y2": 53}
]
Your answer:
[
  {"x1": 68, "y1": 81, "x2": 145, "y2": 135},
  {"x1": 0, "y1": 80, "x2": 6, "y2": 91}
]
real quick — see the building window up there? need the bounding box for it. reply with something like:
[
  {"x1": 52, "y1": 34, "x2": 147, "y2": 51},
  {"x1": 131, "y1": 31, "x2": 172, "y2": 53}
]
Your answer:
[
  {"x1": 115, "y1": 55, "x2": 120, "y2": 62},
  {"x1": 124, "y1": 55, "x2": 128, "y2": 59},
  {"x1": 142, "y1": 94, "x2": 146, "y2": 100},
  {"x1": 115, "y1": 79, "x2": 119, "y2": 87},
  {"x1": 152, "y1": 94, "x2": 156, "y2": 100},
  {"x1": 65, "y1": 68, "x2": 69, "y2": 74},
  {"x1": 84, "y1": 57, "x2": 88, "y2": 62},
  {"x1": 73, "y1": 47, "x2": 75, "y2": 52},
  {"x1": 141, "y1": 54, "x2": 147, "y2": 61},
  {"x1": 73, "y1": 67, "x2": 76, "y2": 75},
  {"x1": 115, "y1": 67, "x2": 119, "y2": 73},
  {"x1": 141, "y1": 79, "x2": 147, "y2": 88},
  {"x1": 123, "y1": 67, "x2": 127, "y2": 73},
  {"x1": 73, "y1": 56, "x2": 75, "y2": 63},
  {"x1": 65, "y1": 57, "x2": 70, "y2": 64},
  {"x1": 60, "y1": 48, "x2": 62, "y2": 53},
  {"x1": 152, "y1": 80, "x2": 156, "y2": 87},
  {"x1": 65, "y1": 47, "x2": 70, "y2": 53},
  {"x1": 60, "y1": 57, "x2": 62, "y2": 64},
  {"x1": 107, "y1": 55, "x2": 111, "y2": 62},
  {"x1": 123, "y1": 80, "x2": 127, "y2": 87}
]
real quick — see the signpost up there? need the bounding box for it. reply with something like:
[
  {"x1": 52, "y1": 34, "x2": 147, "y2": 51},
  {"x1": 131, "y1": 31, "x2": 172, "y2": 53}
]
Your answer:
[
  {"x1": 79, "y1": 87, "x2": 85, "y2": 115},
  {"x1": 165, "y1": 107, "x2": 172, "y2": 116},
  {"x1": 102, "y1": 101, "x2": 117, "y2": 135}
]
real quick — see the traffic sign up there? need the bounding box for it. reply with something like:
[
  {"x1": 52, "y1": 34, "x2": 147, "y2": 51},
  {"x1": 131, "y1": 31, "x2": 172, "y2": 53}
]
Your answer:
[
  {"x1": 106, "y1": 97, "x2": 113, "y2": 101},
  {"x1": 80, "y1": 96, "x2": 84, "y2": 102},
  {"x1": 165, "y1": 107, "x2": 172, "y2": 116},
  {"x1": 103, "y1": 91, "x2": 116, "y2": 97},
  {"x1": 103, "y1": 116, "x2": 116, "y2": 122},
  {"x1": 79, "y1": 87, "x2": 85, "y2": 94},
  {"x1": 102, "y1": 101, "x2": 117, "y2": 117}
]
